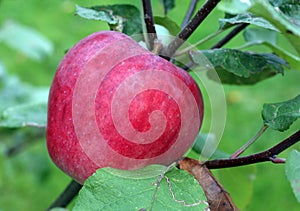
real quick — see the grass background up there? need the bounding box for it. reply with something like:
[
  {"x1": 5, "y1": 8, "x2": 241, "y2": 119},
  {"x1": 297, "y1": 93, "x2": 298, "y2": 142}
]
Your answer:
[{"x1": 0, "y1": 0, "x2": 300, "y2": 210}]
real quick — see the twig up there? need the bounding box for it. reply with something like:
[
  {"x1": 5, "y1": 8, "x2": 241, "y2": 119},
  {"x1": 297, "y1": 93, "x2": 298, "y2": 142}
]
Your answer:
[
  {"x1": 6, "y1": 138, "x2": 40, "y2": 157},
  {"x1": 47, "y1": 180, "x2": 83, "y2": 210},
  {"x1": 5, "y1": 128, "x2": 45, "y2": 157},
  {"x1": 174, "y1": 29, "x2": 224, "y2": 57},
  {"x1": 142, "y1": 0, "x2": 157, "y2": 50},
  {"x1": 211, "y1": 23, "x2": 249, "y2": 49},
  {"x1": 230, "y1": 125, "x2": 268, "y2": 158},
  {"x1": 181, "y1": 0, "x2": 199, "y2": 29},
  {"x1": 163, "y1": 0, "x2": 221, "y2": 58},
  {"x1": 204, "y1": 129, "x2": 300, "y2": 169}
]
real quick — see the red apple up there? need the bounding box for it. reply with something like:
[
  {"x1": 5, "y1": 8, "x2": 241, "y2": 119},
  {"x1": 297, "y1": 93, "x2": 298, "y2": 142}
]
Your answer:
[{"x1": 46, "y1": 31, "x2": 204, "y2": 184}]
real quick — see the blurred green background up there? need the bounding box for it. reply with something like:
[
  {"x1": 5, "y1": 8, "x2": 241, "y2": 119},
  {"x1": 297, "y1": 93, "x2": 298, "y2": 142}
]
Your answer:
[{"x1": 0, "y1": 0, "x2": 299, "y2": 210}]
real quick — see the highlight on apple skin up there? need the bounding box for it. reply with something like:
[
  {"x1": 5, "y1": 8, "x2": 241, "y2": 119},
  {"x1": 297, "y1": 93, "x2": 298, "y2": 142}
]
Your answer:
[{"x1": 46, "y1": 31, "x2": 204, "y2": 184}]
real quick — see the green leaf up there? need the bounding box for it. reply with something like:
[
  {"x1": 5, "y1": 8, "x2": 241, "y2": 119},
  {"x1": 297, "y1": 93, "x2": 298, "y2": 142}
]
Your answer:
[
  {"x1": 0, "y1": 20, "x2": 53, "y2": 61},
  {"x1": 262, "y1": 42, "x2": 300, "y2": 71},
  {"x1": 243, "y1": 27, "x2": 278, "y2": 45},
  {"x1": 217, "y1": 0, "x2": 251, "y2": 14},
  {"x1": 0, "y1": 72, "x2": 47, "y2": 112},
  {"x1": 0, "y1": 102, "x2": 47, "y2": 128},
  {"x1": 243, "y1": 27, "x2": 300, "y2": 70},
  {"x1": 73, "y1": 167, "x2": 208, "y2": 211},
  {"x1": 219, "y1": 13, "x2": 278, "y2": 31},
  {"x1": 285, "y1": 150, "x2": 300, "y2": 203},
  {"x1": 160, "y1": 0, "x2": 175, "y2": 15},
  {"x1": 154, "y1": 16, "x2": 180, "y2": 36},
  {"x1": 243, "y1": 27, "x2": 300, "y2": 71},
  {"x1": 269, "y1": 0, "x2": 300, "y2": 27},
  {"x1": 0, "y1": 68, "x2": 48, "y2": 128},
  {"x1": 249, "y1": 0, "x2": 300, "y2": 55},
  {"x1": 218, "y1": 1, "x2": 300, "y2": 55},
  {"x1": 191, "y1": 49, "x2": 287, "y2": 85},
  {"x1": 76, "y1": 4, "x2": 142, "y2": 36},
  {"x1": 75, "y1": 5, "x2": 118, "y2": 24},
  {"x1": 262, "y1": 95, "x2": 300, "y2": 131}
]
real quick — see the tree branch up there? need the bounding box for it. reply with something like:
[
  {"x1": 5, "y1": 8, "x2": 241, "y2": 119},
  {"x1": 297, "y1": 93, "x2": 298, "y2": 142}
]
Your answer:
[
  {"x1": 181, "y1": 0, "x2": 199, "y2": 29},
  {"x1": 142, "y1": 0, "x2": 157, "y2": 50},
  {"x1": 204, "y1": 130, "x2": 300, "y2": 169},
  {"x1": 163, "y1": 0, "x2": 221, "y2": 58},
  {"x1": 6, "y1": 128, "x2": 45, "y2": 157},
  {"x1": 211, "y1": 23, "x2": 249, "y2": 49},
  {"x1": 47, "y1": 180, "x2": 82, "y2": 210}
]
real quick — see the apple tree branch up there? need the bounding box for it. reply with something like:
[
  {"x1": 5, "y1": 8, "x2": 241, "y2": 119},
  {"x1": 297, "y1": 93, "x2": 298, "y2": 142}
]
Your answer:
[
  {"x1": 163, "y1": 0, "x2": 221, "y2": 57},
  {"x1": 46, "y1": 180, "x2": 82, "y2": 210},
  {"x1": 205, "y1": 129, "x2": 300, "y2": 169},
  {"x1": 142, "y1": 0, "x2": 157, "y2": 50}
]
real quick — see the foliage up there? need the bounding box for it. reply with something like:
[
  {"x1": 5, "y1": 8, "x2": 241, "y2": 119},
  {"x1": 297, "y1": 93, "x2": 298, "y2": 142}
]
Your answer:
[
  {"x1": 192, "y1": 49, "x2": 286, "y2": 84},
  {"x1": 75, "y1": 4, "x2": 142, "y2": 36},
  {"x1": 74, "y1": 167, "x2": 207, "y2": 211},
  {"x1": 286, "y1": 150, "x2": 300, "y2": 203},
  {"x1": 262, "y1": 95, "x2": 300, "y2": 131},
  {"x1": 0, "y1": 20, "x2": 53, "y2": 61}
]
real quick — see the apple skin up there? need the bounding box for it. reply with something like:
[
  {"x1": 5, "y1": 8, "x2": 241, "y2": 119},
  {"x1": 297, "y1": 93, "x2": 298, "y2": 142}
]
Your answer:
[{"x1": 46, "y1": 31, "x2": 204, "y2": 184}]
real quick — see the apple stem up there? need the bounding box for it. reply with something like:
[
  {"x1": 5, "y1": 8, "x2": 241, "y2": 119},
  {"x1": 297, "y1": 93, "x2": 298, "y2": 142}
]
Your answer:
[
  {"x1": 46, "y1": 180, "x2": 82, "y2": 210},
  {"x1": 211, "y1": 23, "x2": 249, "y2": 49},
  {"x1": 142, "y1": 0, "x2": 157, "y2": 51},
  {"x1": 152, "y1": 40, "x2": 163, "y2": 55},
  {"x1": 204, "y1": 129, "x2": 300, "y2": 169},
  {"x1": 163, "y1": 0, "x2": 221, "y2": 58},
  {"x1": 181, "y1": 0, "x2": 199, "y2": 29}
]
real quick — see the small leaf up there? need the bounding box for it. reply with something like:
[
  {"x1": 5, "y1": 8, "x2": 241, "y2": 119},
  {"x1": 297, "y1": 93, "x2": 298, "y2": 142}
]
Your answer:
[
  {"x1": 75, "y1": 5, "x2": 118, "y2": 24},
  {"x1": 219, "y1": 13, "x2": 278, "y2": 31},
  {"x1": 243, "y1": 27, "x2": 278, "y2": 45},
  {"x1": 217, "y1": 0, "x2": 252, "y2": 14},
  {"x1": 285, "y1": 150, "x2": 300, "y2": 203},
  {"x1": 73, "y1": 167, "x2": 208, "y2": 211},
  {"x1": 0, "y1": 102, "x2": 47, "y2": 128},
  {"x1": 262, "y1": 94, "x2": 300, "y2": 131},
  {"x1": 191, "y1": 49, "x2": 287, "y2": 84},
  {"x1": 0, "y1": 20, "x2": 53, "y2": 61},
  {"x1": 160, "y1": 0, "x2": 175, "y2": 15},
  {"x1": 76, "y1": 4, "x2": 142, "y2": 36},
  {"x1": 154, "y1": 16, "x2": 180, "y2": 36}
]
